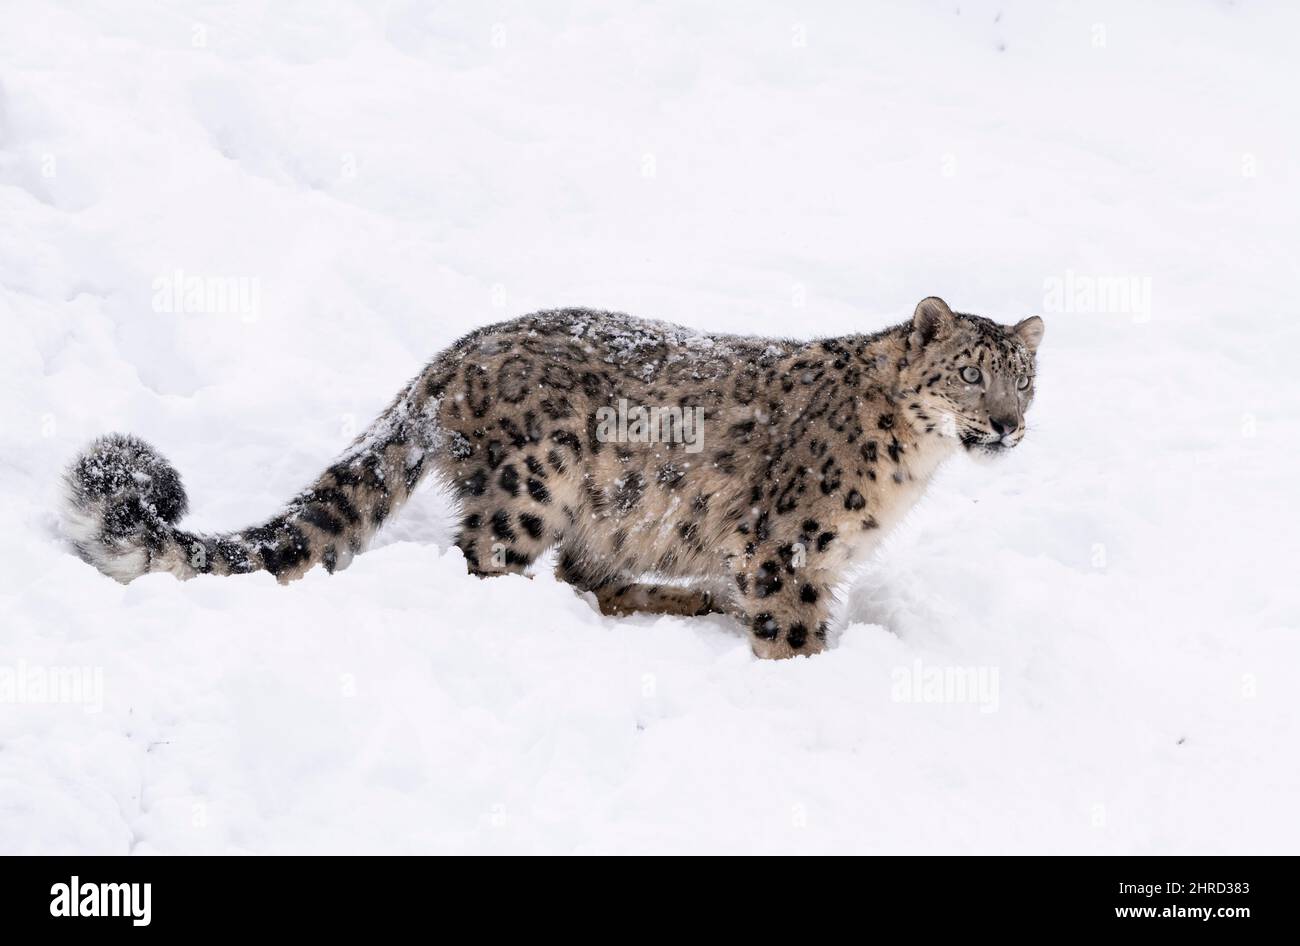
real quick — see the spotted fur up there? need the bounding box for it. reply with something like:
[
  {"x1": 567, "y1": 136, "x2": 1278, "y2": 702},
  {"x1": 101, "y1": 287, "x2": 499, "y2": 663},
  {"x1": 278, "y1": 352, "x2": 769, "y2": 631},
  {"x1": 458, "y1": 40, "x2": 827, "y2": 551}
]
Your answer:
[{"x1": 61, "y1": 297, "x2": 1043, "y2": 659}]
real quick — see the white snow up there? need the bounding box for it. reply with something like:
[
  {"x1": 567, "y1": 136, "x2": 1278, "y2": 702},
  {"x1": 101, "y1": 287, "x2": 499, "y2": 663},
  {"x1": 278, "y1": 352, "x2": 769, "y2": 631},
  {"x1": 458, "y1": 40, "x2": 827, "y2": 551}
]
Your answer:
[{"x1": 2, "y1": 0, "x2": 1298, "y2": 854}]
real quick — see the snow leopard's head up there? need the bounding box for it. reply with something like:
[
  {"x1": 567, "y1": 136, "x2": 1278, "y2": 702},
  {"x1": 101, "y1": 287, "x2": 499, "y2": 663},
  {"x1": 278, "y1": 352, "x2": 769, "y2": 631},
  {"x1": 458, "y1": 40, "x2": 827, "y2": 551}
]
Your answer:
[{"x1": 900, "y1": 296, "x2": 1044, "y2": 459}]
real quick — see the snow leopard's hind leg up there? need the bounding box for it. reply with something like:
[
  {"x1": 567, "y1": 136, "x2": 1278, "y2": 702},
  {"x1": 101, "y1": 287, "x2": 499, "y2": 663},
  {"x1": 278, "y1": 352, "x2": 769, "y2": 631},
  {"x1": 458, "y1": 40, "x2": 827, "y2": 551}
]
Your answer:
[
  {"x1": 552, "y1": 542, "x2": 723, "y2": 618},
  {"x1": 453, "y1": 493, "x2": 564, "y2": 576},
  {"x1": 594, "y1": 582, "x2": 721, "y2": 618},
  {"x1": 430, "y1": 340, "x2": 595, "y2": 578},
  {"x1": 445, "y1": 439, "x2": 580, "y2": 577}
]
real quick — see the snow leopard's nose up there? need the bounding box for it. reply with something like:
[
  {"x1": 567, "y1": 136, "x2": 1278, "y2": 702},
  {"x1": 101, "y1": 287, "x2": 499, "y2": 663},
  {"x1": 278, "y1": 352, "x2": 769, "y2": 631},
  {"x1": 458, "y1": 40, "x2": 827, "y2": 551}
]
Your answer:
[{"x1": 989, "y1": 416, "x2": 1020, "y2": 441}]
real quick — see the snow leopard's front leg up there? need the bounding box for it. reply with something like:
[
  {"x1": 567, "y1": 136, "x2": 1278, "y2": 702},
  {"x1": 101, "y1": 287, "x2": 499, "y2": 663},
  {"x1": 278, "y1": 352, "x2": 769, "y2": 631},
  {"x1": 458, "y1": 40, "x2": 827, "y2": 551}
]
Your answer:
[{"x1": 731, "y1": 547, "x2": 834, "y2": 659}]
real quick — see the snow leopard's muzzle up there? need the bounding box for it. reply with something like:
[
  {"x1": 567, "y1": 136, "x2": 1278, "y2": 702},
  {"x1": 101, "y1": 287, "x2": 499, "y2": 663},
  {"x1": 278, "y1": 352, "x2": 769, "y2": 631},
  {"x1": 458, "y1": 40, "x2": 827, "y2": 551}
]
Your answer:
[{"x1": 960, "y1": 417, "x2": 1025, "y2": 458}]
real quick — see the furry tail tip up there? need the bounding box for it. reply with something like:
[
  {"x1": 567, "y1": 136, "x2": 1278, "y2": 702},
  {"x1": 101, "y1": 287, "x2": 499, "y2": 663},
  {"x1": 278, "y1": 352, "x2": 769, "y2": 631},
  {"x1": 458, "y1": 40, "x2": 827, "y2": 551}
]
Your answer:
[{"x1": 61, "y1": 433, "x2": 188, "y2": 583}]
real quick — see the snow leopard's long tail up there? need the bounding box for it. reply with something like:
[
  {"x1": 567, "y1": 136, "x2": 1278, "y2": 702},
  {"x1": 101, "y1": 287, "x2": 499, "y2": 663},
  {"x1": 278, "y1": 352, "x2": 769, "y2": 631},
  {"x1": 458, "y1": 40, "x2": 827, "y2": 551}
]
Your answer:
[{"x1": 60, "y1": 370, "x2": 447, "y2": 584}]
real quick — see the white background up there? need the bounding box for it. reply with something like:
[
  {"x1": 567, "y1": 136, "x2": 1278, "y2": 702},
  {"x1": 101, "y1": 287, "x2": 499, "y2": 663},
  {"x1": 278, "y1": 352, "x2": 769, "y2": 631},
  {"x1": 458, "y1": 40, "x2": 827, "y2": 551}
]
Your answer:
[{"x1": 1, "y1": 0, "x2": 1297, "y2": 853}]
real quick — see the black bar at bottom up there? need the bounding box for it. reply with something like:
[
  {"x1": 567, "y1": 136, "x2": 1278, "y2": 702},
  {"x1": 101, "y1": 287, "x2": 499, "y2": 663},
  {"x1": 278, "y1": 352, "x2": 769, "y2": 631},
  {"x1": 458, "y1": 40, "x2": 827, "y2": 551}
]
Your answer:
[{"x1": 0, "y1": 855, "x2": 1286, "y2": 933}]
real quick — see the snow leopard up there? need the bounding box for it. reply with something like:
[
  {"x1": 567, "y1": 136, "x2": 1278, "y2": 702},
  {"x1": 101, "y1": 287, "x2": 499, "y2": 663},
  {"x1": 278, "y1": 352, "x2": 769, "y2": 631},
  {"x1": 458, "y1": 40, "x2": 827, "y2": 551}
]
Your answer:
[{"x1": 62, "y1": 296, "x2": 1043, "y2": 659}]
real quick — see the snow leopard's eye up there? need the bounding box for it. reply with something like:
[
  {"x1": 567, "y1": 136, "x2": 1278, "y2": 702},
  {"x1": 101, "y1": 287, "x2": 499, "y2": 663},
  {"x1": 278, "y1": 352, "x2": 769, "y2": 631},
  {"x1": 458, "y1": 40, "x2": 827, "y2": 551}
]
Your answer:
[
  {"x1": 1016, "y1": 375, "x2": 1031, "y2": 391},
  {"x1": 959, "y1": 366, "x2": 982, "y2": 384}
]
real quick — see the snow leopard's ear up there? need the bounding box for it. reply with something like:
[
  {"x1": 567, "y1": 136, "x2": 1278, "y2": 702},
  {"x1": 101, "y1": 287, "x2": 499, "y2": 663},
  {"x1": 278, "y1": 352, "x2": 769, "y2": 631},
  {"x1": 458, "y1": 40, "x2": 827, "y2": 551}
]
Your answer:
[
  {"x1": 1013, "y1": 315, "x2": 1044, "y2": 352},
  {"x1": 910, "y1": 296, "x2": 954, "y2": 347}
]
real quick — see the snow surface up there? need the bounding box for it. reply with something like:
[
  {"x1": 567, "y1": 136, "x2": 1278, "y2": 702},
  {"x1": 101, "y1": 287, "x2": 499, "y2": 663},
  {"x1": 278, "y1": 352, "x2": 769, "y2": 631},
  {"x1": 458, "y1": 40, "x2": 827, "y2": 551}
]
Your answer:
[{"x1": 2, "y1": 1, "x2": 1298, "y2": 854}]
